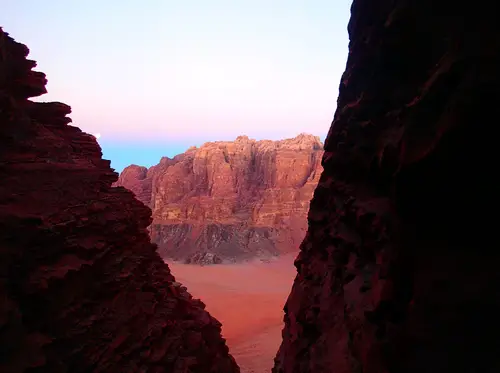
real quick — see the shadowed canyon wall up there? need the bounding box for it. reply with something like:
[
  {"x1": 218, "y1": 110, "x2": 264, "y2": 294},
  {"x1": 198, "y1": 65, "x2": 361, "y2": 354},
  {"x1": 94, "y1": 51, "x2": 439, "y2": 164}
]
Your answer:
[
  {"x1": 274, "y1": 1, "x2": 499, "y2": 372},
  {"x1": 115, "y1": 135, "x2": 323, "y2": 264},
  {"x1": 0, "y1": 28, "x2": 239, "y2": 373},
  {"x1": 2, "y1": 0, "x2": 499, "y2": 371}
]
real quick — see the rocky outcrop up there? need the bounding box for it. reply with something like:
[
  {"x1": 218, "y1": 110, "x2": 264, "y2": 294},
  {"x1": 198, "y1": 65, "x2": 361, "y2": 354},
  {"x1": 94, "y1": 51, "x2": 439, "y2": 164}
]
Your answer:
[
  {"x1": 115, "y1": 134, "x2": 323, "y2": 264},
  {"x1": 274, "y1": 1, "x2": 499, "y2": 373},
  {"x1": 0, "y1": 28, "x2": 239, "y2": 373},
  {"x1": 114, "y1": 164, "x2": 152, "y2": 206}
]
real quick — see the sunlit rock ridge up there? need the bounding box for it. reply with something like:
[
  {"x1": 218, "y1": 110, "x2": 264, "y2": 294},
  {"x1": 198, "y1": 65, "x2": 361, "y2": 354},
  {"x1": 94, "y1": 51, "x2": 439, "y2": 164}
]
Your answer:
[{"x1": 115, "y1": 134, "x2": 324, "y2": 264}]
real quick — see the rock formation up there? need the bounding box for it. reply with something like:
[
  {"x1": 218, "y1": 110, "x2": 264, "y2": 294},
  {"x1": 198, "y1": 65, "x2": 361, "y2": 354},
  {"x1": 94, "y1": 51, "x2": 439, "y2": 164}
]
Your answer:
[
  {"x1": 274, "y1": 1, "x2": 499, "y2": 372},
  {"x1": 0, "y1": 28, "x2": 239, "y2": 373},
  {"x1": 115, "y1": 134, "x2": 323, "y2": 264}
]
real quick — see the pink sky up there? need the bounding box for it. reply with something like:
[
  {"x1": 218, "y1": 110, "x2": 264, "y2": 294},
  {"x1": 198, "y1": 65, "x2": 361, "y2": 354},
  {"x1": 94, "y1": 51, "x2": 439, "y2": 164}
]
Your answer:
[{"x1": 3, "y1": 0, "x2": 351, "y2": 170}]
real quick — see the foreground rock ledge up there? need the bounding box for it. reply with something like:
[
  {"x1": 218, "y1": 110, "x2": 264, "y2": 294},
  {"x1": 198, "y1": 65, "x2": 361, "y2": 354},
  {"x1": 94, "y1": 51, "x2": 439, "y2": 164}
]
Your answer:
[
  {"x1": 273, "y1": 0, "x2": 499, "y2": 372},
  {"x1": 0, "y1": 28, "x2": 239, "y2": 373}
]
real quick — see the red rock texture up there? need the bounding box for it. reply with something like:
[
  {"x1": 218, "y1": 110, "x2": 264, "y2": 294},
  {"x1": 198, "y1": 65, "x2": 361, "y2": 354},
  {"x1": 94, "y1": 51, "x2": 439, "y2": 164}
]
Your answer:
[
  {"x1": 274, "y1": 1, "x2": 500, "y2": 372},
  {"x1": 114, "y1": 165, "x2": 152, "y2": 207},
  {"x1": 115, "y1": 134, "x2": 323, "y2": 264},
  {"x1": 0, "y1": 28, "x2": 239, "y2": 373}
]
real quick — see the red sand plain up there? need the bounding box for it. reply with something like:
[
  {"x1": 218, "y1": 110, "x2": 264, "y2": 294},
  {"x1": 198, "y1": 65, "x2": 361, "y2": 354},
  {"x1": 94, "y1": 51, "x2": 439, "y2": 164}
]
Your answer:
[{"x1": 168, "y1": 254, "x2": 297, "y2": 373}]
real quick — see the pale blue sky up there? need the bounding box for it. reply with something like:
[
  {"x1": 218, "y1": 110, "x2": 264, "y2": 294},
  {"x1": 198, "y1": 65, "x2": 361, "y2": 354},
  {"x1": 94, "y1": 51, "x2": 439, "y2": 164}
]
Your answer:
[{"x1": 2, "y1": 0, "x2": 352, "y2": 171}]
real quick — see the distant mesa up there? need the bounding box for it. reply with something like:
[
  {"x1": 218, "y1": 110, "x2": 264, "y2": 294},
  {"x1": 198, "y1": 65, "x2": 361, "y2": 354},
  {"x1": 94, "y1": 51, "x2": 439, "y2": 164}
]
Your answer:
[{"x1": 114, "y1": 133, "x2": 324, "y2": 264}]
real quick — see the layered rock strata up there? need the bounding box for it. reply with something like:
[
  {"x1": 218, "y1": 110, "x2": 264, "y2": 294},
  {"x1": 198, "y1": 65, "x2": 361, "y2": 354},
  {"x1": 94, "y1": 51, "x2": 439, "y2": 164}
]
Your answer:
[
  {"x1": 0, "y1": 28, "x2": 239, "y2": 373},
  {"x1": 274, "y1": 1, "x2": 499, "y2": 372},
  {"x1": 115, "y1": 134, "x2": 324, "y2": 264}
]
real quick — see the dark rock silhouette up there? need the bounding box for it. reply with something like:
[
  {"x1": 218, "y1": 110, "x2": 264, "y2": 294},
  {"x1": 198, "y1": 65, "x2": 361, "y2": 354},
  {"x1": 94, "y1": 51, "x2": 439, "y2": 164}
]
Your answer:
[
  {"x1": 274, "y1": 1, "x2": 499, "y2": 372},
  {"x1": 0, "y1": 28, "x2": 239, "y2": 373},
  {"x1": 115, "y1": 135, "x2": 323, "y2": 264}
]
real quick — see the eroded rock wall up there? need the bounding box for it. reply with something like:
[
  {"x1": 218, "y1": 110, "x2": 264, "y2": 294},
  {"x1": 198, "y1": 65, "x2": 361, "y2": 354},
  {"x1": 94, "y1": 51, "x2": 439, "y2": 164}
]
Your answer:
[
  {"x1": 0, "y1": 28, "x2": 239, "y2": 373},
  {"x1": 115, "y1": 134, "x2": 324, "y2": 264},
  {"x1": 274, "y1": 1, "x2": 499, "y2": 372}
]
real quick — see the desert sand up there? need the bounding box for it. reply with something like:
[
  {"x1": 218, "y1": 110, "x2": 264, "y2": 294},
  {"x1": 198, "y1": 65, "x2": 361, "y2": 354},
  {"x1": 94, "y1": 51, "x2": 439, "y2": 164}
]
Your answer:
[{"x1": 168, "y1": 254, "x2": 297, "y2": 373}]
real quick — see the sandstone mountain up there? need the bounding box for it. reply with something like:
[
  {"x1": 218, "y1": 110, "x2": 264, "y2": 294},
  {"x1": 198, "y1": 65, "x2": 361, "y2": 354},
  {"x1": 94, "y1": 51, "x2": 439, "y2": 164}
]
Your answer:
[{"x1": 115, "y1": 134, "x2": 324, "y2": 264}]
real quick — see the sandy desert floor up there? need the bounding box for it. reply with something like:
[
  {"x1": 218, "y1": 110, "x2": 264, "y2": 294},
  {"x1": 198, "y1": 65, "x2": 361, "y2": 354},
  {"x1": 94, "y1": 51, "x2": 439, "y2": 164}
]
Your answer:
[{"x1": 168, "y1": 254, "x2": 297, "y2": 373}]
